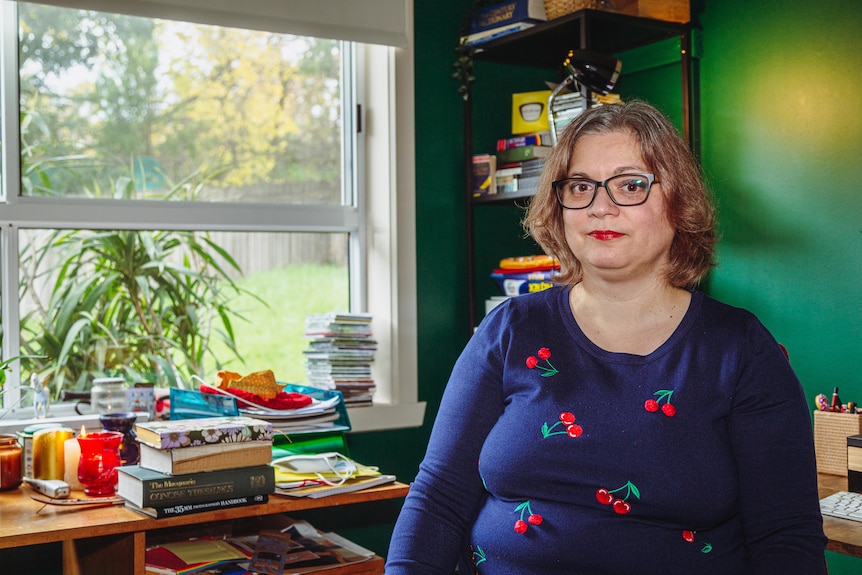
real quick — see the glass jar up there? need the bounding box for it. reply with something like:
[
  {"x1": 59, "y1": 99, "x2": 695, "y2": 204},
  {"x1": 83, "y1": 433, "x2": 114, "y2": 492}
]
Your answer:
[
  {"x1": 91, "y1": 377, "x2": 128, "y2": 415},
  {"x1": 77, "y1": 431, "x2": 123, "y2": 495},
  {"x1": 0, "y1": 434, "x2": 23, "y2": 491}
]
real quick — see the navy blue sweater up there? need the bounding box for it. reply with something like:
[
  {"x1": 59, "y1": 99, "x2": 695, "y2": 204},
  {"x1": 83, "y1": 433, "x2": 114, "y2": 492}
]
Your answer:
[{"x1": 386, "y1": 287, "x2": 826, "y2": 574}]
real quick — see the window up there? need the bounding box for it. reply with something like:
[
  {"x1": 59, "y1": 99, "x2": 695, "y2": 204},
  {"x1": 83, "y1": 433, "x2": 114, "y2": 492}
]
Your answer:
[{"x1": 0, "y1": 0, "x2": 423, "y2": 433}]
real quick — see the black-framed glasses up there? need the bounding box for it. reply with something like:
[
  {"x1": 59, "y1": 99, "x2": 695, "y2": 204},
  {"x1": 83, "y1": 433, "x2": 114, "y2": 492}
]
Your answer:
[{"x1": 552, "y1": 173, "x2": 658, "y2": 209}]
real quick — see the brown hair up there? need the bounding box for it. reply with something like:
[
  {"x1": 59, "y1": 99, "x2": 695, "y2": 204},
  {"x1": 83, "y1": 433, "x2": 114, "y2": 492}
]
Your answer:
[{"x1": 523, "y1": 100, "x2": 716, "y2": 288}]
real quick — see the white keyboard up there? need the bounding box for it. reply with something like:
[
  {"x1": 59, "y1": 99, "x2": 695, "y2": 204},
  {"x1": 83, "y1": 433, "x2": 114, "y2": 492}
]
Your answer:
[{"x1": 820, "y1": 491, "x2": 862, "y2": 522}]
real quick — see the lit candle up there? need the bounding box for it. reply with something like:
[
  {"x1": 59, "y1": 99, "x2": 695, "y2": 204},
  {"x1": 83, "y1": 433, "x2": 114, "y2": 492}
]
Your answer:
[
  {"x1": 33, "y1": 426, "x2": 72, "y2": 480},
  {"x1": 63, "y1": 426, "x2": 84, "y2": 490}
]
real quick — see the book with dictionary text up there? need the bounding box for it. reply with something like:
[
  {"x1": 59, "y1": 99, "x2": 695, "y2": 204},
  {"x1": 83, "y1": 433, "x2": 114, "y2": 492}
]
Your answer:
[
  {"x1": 469, "y1": 0, "x2": 546, "y2": 34},
  {"x1": 117, "y1": 463, "x2": 275, "y2": 508}
]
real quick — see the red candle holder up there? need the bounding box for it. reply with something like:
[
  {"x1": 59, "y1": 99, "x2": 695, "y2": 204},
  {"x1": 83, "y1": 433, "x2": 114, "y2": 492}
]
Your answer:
[{"x1": 77, "y1": 431, "x2": 123, "y2": 495}]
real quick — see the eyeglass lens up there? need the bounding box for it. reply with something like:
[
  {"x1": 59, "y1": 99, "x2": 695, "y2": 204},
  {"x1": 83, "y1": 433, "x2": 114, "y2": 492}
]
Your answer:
[{"x1": 555, "y1": 174, "x2": 652, "y2": 209}]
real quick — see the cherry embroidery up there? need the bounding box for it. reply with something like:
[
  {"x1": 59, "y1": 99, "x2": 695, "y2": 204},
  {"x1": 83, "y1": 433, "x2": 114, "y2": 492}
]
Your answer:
[
  {"x1": 526, "y1": 347, "x2": 559, "y2": 377},
  {"x1": 645, "y1": 389, "x2": 677, "y2": 417},
  {"x1": 595, "y1": 481, "x2": 640, "y2": 515},
  {"x1": 513, "y1": 501, "x2": 543, "y2": 533},
  {"x1": 471, "y1": 545, "x2": 487, "y2": 567},
  {"x1": 542, "y1": 411, "x2": 583, "y2": 438},
  {"x1": 682, "y1": 530, "x2": 713, "y2": 553}
]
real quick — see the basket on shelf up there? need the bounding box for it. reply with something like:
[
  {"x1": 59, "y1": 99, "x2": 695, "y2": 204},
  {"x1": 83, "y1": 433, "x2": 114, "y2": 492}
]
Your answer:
[
  {"x1": 543, "y1": 0, "x2": 602, "y2": 20},
  {"x1": 813, "y1": 410, "x2": 862, "y2": 476}
]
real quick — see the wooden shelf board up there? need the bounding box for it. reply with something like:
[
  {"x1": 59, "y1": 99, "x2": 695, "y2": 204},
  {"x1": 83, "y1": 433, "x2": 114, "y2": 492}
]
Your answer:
[{"x1": 0, "y1": 482, "x2": 409, "y2": 549}]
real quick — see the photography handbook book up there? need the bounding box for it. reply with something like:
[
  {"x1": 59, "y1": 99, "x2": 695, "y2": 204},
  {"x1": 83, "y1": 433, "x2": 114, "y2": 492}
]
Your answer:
[{"x1": 117, "y1": 464, "x2": 274, "y2": 508}]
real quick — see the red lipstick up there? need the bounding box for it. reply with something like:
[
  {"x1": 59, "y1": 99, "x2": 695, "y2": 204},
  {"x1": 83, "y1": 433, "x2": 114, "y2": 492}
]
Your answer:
[{"x1": 589, "y1": 230, "x2": 624, "y2": 241}]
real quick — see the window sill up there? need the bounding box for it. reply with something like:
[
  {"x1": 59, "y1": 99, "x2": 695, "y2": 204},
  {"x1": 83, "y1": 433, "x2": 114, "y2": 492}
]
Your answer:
[
  {"x1": 0, "y1": 401, "x2": 427, "y2": 436},
  {"x1": 0, "y1": 403, "x2": 148, "y2": 436},
  {"x1": 346, "y1": 401, "x2": 426, "y2": 433}
]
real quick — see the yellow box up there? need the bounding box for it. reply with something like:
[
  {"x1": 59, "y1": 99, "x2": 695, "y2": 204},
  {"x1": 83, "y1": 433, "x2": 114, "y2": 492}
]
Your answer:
[
  {"x1": 613, "y1": 0, "x2": 690, "y2": 24},
  {"x1": 814, "y1": 410, "x2": 862, "y2": 476},
  {"x1": 512, "y1": 90, "x2": 552, "y2": 135}
]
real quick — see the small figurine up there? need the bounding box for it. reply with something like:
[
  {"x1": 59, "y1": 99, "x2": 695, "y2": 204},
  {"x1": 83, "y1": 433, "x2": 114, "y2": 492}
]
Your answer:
[
  {"x1": 815, "y1": 393, "x2": 830, "y2": 411},
  {"x1": 31, "y1": 373, "x2": 50, "y2": 418}
]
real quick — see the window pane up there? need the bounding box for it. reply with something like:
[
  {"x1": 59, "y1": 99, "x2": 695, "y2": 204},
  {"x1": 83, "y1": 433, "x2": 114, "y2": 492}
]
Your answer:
[
  {"x1": 18, "y1": 228, "x2": 348, "y2": 398},
  {"x1": 19, "y1": 4, "x2": 344, "y2": 205}
]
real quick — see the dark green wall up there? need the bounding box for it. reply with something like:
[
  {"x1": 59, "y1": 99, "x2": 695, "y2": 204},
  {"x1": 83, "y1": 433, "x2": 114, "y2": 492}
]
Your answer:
[
  {"x1": 694, "y1": 3, "x2": 862, "y2": 569},
  {"x1": 698, "y1": 0, "x2": 862, "y2": 401},
  {"x1": 350, "y1": 1, "x2": 862, "y2": 573}
]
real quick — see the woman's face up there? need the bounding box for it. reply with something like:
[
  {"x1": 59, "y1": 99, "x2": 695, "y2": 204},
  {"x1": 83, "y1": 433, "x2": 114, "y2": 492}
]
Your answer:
[{"x1": 562, "y1": 129, "x2": 675, "y2": 285}]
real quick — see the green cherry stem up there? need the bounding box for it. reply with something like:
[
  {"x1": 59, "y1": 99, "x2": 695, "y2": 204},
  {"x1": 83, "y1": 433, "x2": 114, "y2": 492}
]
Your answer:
[
  {"x1": 541, "y1": 421, "x2": 566, "y2": 437},
  {"x1": 515, "y1": 501, "x2": 534, "y2": 519},
  {"x1": 608, "y1": 481, "x2": 640, "y2": 501},
  {"x1": 536, "y1": 361, "x2": 558, "y2": 376}
]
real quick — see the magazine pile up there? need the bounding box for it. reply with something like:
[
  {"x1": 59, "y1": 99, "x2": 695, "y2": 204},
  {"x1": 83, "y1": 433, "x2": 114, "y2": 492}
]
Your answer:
[
  {"x1": 271, "y1": 451, "x2": 396, "y2": 499},
  {"x1": 303, "y1": 313, "x2": 377, "y2": 407}
]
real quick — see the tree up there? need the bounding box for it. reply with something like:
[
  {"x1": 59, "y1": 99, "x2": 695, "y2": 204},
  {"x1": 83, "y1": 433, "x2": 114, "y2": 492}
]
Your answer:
[{"x1": 19, "y1": 4, "x2": 343, "y2": 203}]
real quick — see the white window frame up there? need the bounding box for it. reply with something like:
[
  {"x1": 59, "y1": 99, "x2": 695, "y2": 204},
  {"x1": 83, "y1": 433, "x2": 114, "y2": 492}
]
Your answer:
[{"x1": 0, "y1": 0, "x2": 424, "y2": 434}]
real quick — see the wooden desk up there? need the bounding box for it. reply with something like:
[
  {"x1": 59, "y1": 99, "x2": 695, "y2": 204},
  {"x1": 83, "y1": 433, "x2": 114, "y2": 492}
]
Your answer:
[
  {"x1": 0, "y1": 482, "x2": 409, "y2": 575},
  {"x1": 819, "y1": 473, "x2": 862, "y2": 557}
]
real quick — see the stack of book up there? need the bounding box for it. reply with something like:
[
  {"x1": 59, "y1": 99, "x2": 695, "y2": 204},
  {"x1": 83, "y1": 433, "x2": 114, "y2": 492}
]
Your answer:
[
  {"x1": 460, "y1": 0, "x2": 547, "y2": 46},
  {"x1": 495, "y1": 157, "x2": 545, "y2": 196},
  {"x1": 117, "y1": 416, "x2": 276, "y2": 518},
  {"x1": 496, "y1": 131, "x2": 551, "y2": 152},
  {"x1": 145, "y1": 518, "x2": 378, "y2": 575},
  {"x1": 489, "y1": 255, "x2": 560, "y2": 297},
  {"x1": 303, "y1": 313, "x2": 376, "y2": 407},
  {"x1": 551, "y1": 90, "x2": 587, "y2": 136},
  {"x1": 145, "y1": 537, "x2": 252, "y2": 575}
]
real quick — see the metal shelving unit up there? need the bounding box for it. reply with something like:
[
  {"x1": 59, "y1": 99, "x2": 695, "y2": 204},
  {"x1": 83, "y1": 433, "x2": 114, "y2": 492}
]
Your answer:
[{"x1": 463, "y1": 9, "x2": 696, "y2": 332}]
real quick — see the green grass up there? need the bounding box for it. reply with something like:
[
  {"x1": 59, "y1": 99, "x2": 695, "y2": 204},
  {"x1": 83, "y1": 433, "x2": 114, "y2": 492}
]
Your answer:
[{"x1": 206, "y1": 263, "x2": 349, "y2": 384}]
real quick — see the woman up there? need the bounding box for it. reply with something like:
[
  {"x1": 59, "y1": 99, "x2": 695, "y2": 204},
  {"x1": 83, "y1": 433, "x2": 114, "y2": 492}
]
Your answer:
[{"x1": 385, "y1": 101, "x2": 826, "y2": 574}]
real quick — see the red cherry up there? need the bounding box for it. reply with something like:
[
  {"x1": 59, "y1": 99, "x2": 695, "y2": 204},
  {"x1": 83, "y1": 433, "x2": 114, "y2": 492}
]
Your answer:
[
  {"x1": 662, "y1": 403, "x2": 677, "y2": 417},
  {"x1": 526, "y1": 356, "x2": 538, "y2": 368},
  {"x1": 644, "y1": 399, "x2": 659, "y2": 412},
  {"x1": 612, "y1": 500, "x2": 631, "y2": 515},
  {"x1": 595, "y1": 488, "x2": 613, "y2": 505},
  {"x1": 566, "y1": 424, "x2": 583, "y2": 438},
  {"x1": 559, "y1": 411, "x2": 575, "y2": 425},
  {"x1": 537, "y1": 347, "x2": 551, "y2": 360},
  {"x1": 514, "y1": 519, "x2": 528, "y2": 533},
  {"x1": 683, "y1": 530, "x2": 695, "y2": 543},
  {"x1": 528, "y1": 513, "x2": 543, "y2": 525}
]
